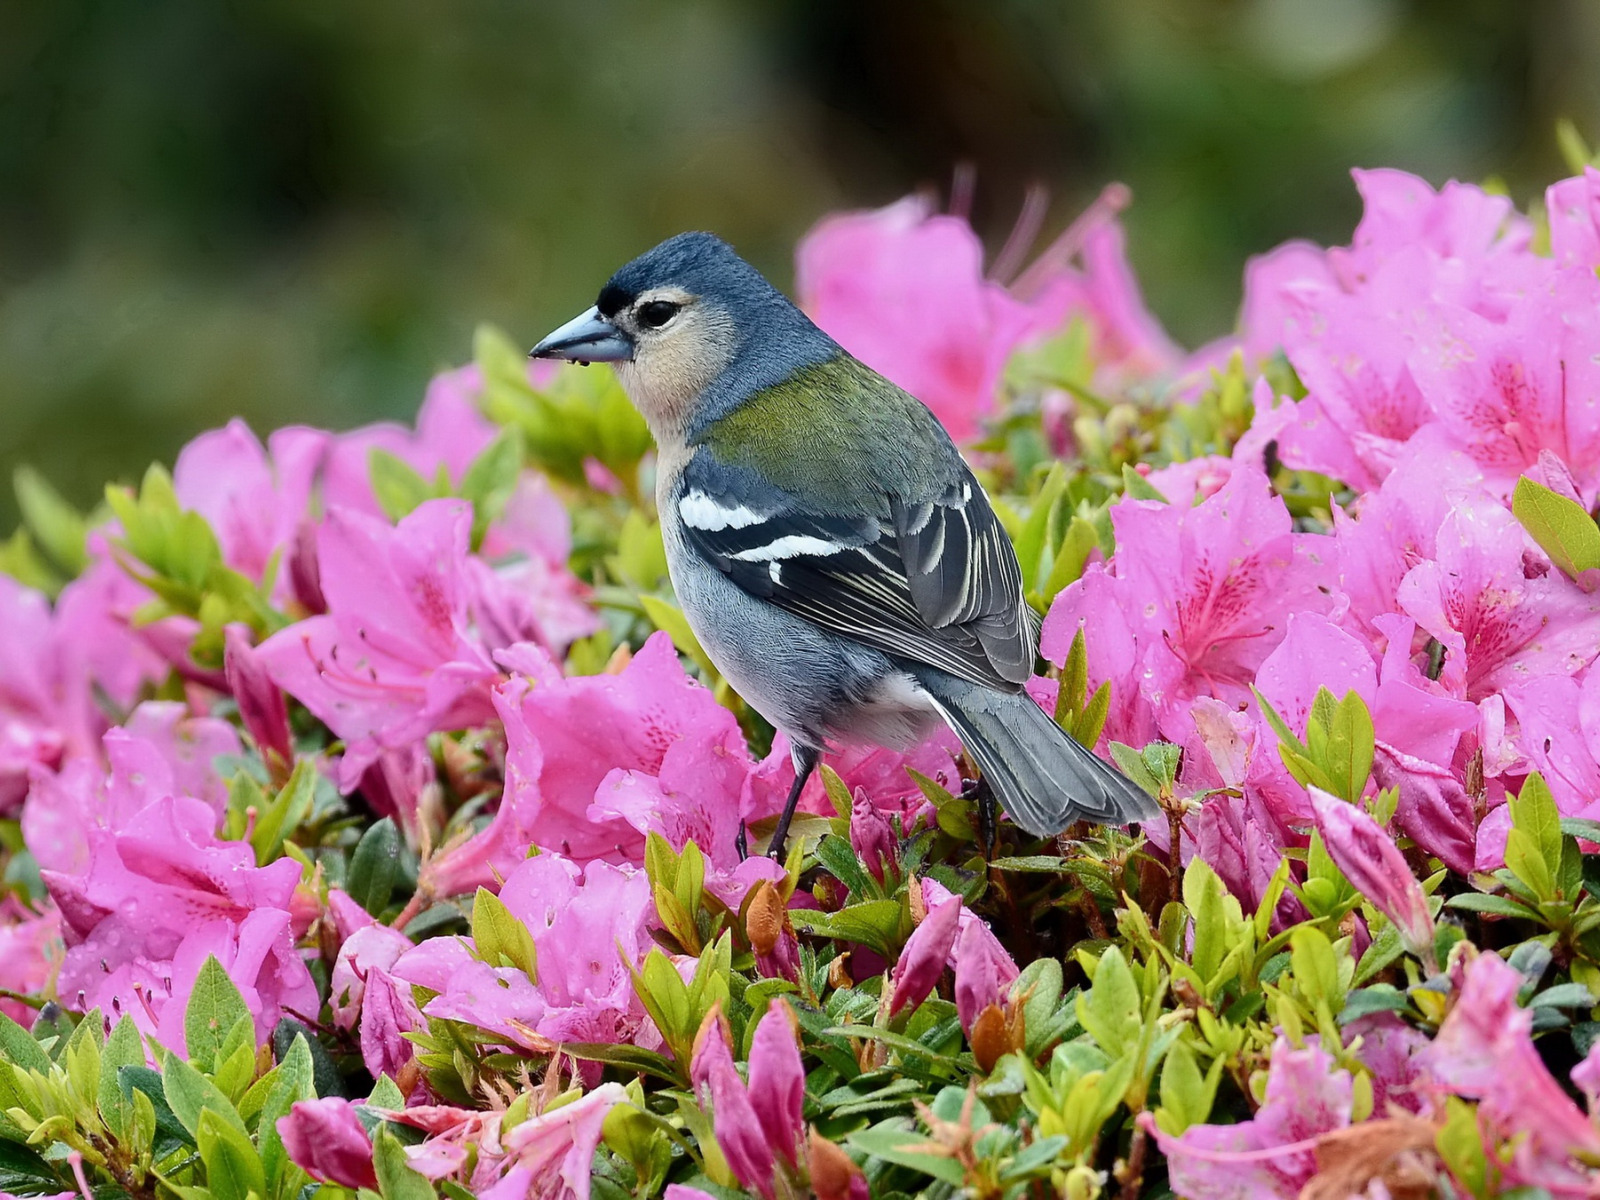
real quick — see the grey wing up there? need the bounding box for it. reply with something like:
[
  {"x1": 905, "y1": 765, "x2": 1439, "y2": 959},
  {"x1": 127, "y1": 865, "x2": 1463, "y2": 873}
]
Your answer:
[{"x1": 676, "y1": 452, "x2": 1035, "y2": 691}]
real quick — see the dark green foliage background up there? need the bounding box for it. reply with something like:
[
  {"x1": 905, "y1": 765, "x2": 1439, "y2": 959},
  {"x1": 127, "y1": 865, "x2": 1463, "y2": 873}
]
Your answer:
[{"x1": 2, "y1": 0, "x2": 1595, "y2": 525}]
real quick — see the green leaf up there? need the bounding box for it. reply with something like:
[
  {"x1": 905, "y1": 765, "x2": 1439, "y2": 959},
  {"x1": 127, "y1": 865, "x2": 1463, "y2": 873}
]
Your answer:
[
  {"x1": 98, "y1": 1016, "x2": 145, "y2": 1139},
  {"x1": 1121, "y1": 463, "x2": 1167, "y2": 502},
  {"x1": 1339, "y1": 984, "x2": 1410, "y2": 1024},
  {"x1": 789, "y1": 899, "x2": 905, "y2": 958},
  {"x1": 560, "y1": 1042, "x2": 682, "y2": 1086},
  {"x1": 472, "y1": 887, "x2": 537, "y2": 978},
  {"x1": 0, "y1": 1012, "x2": 51, "y2": 1075},
  {"x1": 197, "y1": 1106, "x2": 266, "y2": 1200},
  {"x1": 1506, "y1": 773, "x2": 1562, "y2": 902},
  {"x1": 1076, "y1": 946, "x2": 1141, "y2": 1060},
  {"x1": 250, "y1": 760, "x2": 317, "y2": 864},
  {"x1": 848, "y1": 1124, "x2": 967, "y2": 1186},
  {"x1": 457, "y1": 427, "x2": 525, "y2": 548},
  {"x1": 1445, "y1": 893, "x2": 1537, "y2": 919},
  {"x1": 121, "y1": 1065, "x2": 197, "y2": 1154},
  {"x1": 15, "y1": 466, "x2": 88, "y2": 575},
  {"x1": 1512, "y1": 475, "x2": 1600, "y2": 584},
  {"x1": 1435, "y1": 1096, "x2": 1491, "y2": 1200},
  {"x1": 1155, "y1": 1039, "x2": 1220, "y2": 1134},
  {"x1": 368, "y1": 448, "x2": 438, "y2": 523},
  {"x1": 1289, "y1": 925, "x2": 1343, "y2": 1013},
  {"x1": 348, "y1": 817, "x2": 403, "y2": 916},
  {"x1": 374, "y1": 1122, "x2": 437, "y2": 1200},
  {"x1": 186, "y1": 955, "x2": 252, "y2": 1073},
  {"x1": 163, "y1": 1053, "x2": 248, "y2": 1139},
  {"x1": 258, "y1": 1034, "x2": 314, "y2": 1196}
]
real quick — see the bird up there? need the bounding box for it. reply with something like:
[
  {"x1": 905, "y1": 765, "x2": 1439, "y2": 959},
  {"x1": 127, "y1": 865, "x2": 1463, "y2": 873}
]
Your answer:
[{"x1": 529, "y1": 231, "x2": 1159, "y2": 859}]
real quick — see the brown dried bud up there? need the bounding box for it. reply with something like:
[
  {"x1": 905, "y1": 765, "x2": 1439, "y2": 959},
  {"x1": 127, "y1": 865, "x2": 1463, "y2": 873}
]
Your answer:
[
  {"x1": 746, "y1": 879, "x2": 786, "y2": 956},
  {"x1": 906, "y1": 873, "x2": 926, "y2": 923},
  {"x1": 395, "y1": 1056, "x2": 422, "y2": 1099},
  {"x1": 969, "y1": 1002, "x2": 1025, "y2": 1074},
  {"x1": 828, "y1": 952, "x2": 854, "y2": 991},
  {"x1": 808, "y1": 1127, "x2": 867, "y2": 1200}
]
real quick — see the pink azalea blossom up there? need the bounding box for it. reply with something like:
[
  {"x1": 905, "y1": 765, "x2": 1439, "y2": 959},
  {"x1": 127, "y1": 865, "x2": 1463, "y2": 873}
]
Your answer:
[
  {"x1": 796, "y1": 196, "x2": 1052, "y2": 442},
  {"x1": 1424, "y1": 950, "x2": 1600, "y2": 1189},
  {"x1": 484, "y1": 1083, "x2": 626, "y2": 1200},
  {"x1": 1548, "y1": 166, "x2": 1600, "y2": 269},
  {"x1": 1047, "y1": 467, "x2": 1337, "y2": 743},
  {"x1": 424, "y1": 633, "x2": 752, "y2": 894},
  {"x1": 1144, "y1": 1035, "x2": 1352, "y2": 1200},
  {"x1": 1396, "y1": 495, "x2": 1600, "y2": 700},
  {"x1": 172, "y1": 420, "x2": 327, "y2": 595},
  {"x1": 255, "y1": 499, "x2": 498, "y2": 785},
  {"x1": 0, "y1": 898, "x2": 60, "y2": 1024},
  {"x1": 277, "y1": 1097, "x2": 378, "y2": 1190},
  {"x1": 330, "y1": 923, "x2": 413, "y2": 1031}
]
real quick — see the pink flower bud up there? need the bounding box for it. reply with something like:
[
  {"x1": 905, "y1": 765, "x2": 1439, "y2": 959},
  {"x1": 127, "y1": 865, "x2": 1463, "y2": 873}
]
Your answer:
[
  {"x1": 690, "y1": 1008, "x2": 777, "y2": 1199},
  {"x1": 277, "y1": 1098, "x2": 377, "y2": 1190},
  {"x1": 223, "y1": 624, "x2": 292, "y2": 770},
  {"x1": 953, "y1": 918, "x2": 1020, "y2": 1037},
  {"x1": 1308, "y1": 788, "x2": 1435, "y2": 970},
  {"x1": 747, "y1": 1003, "x2": 805, "y2": 1167},
  {"x1": 889, "y1": 895, "x2": 962, "y2": 1016},
  {"x1": 849, "y1": 789, "x2": 898, "y2": 885}
]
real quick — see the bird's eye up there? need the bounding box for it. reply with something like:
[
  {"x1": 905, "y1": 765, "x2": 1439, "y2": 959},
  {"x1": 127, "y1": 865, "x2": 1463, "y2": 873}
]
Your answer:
[{"x1": 637, "y1": 299, "x2": 680, "y2": 329}]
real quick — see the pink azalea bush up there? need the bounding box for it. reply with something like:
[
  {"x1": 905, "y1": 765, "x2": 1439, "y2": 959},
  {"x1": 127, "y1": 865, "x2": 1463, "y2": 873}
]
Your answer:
[{"x1": 3, "y1": 164, "x2": 1600, "y2": 1199}]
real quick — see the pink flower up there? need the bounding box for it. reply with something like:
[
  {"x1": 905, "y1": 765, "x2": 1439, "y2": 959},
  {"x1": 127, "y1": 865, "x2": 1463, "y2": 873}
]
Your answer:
[
  {"x1": 1396, "y1": 495, "x2": 1600, "y2": 700},
  {"x1": 224, "y1": 625, "x2": 293, "y2": 770},
  {"x1": 689, "y1": 1004, "x2": 808, "y2": 1197},
  {"x1": 888, "y1": 895, "x2": 961, "y2": 1016},
  {"x1": 0, "y1": 898, "x2": 60, "y2": 1024},
  {"x1": 398, "y1": 854, "x2": 659, "y2": 1081},
  {"x1": 277, "y1": 1098, "x2": 378, "y2": 1190},
  {"x1": 750, "y1": 728, "x2": 961, "y2": 830},
  {"x1": 952, "y1": 917, "x2": 1020, "y2": 1037},
  {"x1": 1047, "y1": 467, "x2": 1337, "y2": 742},
  {"x1": 1307, "y1": 788, "x2": 1434, "y2": 967},
  {"x1": 796, "y1": 196, "x2": 1050, "y2": 442},
  {"x1": 173, "y1": 420, "x2": 327, "y2": 596},
  {"x1": 1143, "y1": 1035, "x2": 1352, "y2": 1200},
  {"x1": 1424, "y1": 950, "x2": 1600, "y2": 1188},
  {"x1": 849, "y1": 788, "x2": 898, "y2": 885},
  {"x1": 330, "y1": 923, "x2": 412, "y2": 1030},
  {"x1": 42, "y1": 791, "x2": 308, "y2": 1046},
  {"x1": 423, "y1": 633, "x2": 751, "y2": 894},
  {"x1": 255, "y1": 500, "x2": 498, "y2": 785},
  {"x1": 21, "y1": 704, "x2": 236, "y2": 878},
  {"x1": 746, "y1": 1003, "x2": 807, "y2": 1168},
  {"x1": 1548, "y1": 166, "x2": 1600, "y2": 269},
  {"x1": 485, "y1": 1083, "x2": 626, "y2": 1200},
  {"x1": 1409, "y1": 270, "x2": 1600, "y2": 500}
]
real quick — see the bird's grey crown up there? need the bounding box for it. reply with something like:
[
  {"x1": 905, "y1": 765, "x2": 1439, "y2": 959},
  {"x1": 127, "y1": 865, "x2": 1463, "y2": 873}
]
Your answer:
[{"x1": 597, "y1": 231, "x2": 840, "y2": 436}]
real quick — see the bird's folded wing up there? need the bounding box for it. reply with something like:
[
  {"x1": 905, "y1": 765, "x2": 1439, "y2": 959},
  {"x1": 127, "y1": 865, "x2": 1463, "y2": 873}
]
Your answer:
[{"x1": 677, "y1": 453, "x2": 1034, "y2": 690}]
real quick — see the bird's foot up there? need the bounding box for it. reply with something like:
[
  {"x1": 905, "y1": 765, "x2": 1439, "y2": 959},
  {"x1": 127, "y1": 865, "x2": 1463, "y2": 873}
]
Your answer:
[{"x1": 735, "y1": 821, "x2": 749, "y2": 862}]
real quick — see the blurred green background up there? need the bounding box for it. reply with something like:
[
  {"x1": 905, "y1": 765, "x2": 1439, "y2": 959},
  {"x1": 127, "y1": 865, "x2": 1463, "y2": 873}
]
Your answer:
[{"x1": 4, "y1": 0, "x2": 1597, "y2": 527}]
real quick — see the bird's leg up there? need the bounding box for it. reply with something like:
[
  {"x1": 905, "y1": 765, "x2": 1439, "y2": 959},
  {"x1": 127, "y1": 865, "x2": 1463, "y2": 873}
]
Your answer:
[
  {"x1": 735, "y1": 821, "x2": 749, "y2": 862},
  {"x1": 974, "y1": 775, "x2": 998, "y2": 858},
  {"x1": 768, "y1": 744, "x2": 821, "y2": 861}
]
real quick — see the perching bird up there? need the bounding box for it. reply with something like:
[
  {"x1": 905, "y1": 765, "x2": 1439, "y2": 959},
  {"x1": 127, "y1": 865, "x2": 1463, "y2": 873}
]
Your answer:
[{"x1": 530, "y1": 232, "x2": 1159, "y2": 858}]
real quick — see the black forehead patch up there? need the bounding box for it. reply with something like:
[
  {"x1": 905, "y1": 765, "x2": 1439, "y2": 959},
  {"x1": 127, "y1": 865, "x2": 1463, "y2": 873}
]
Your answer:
[{"x1": 596, "y1": 282, "x2": 634, "y2": 318}]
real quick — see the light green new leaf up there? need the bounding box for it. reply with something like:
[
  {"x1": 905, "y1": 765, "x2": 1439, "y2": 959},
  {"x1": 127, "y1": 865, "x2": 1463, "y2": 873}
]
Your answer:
[
  {"x1": 186, "y1": 956, "x2": 252, "y2": 1074},
  {"x1": 1512, "y1": 476, "x2": 1600, "y2": 584},
  {"x1": 472, "y1": 887, "x2": 537, "y2": 979}
]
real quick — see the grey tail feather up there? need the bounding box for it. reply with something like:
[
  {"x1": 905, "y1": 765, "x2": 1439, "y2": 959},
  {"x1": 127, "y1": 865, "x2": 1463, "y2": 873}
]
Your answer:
[{"x1": 913, "y1": 668, "x2": 1160, "y2": 836}]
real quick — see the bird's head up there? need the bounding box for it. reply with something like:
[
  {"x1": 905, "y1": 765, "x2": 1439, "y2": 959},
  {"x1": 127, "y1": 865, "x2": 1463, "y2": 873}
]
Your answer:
[{"x1": 530, "y1": 232, "x2": 829, "y2": 440}]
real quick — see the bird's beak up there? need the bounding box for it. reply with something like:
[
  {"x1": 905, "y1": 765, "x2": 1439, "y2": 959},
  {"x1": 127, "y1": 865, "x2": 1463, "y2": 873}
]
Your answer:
[{"x1": 528, "y1": 306, "x2": 635, "y2": 364}]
